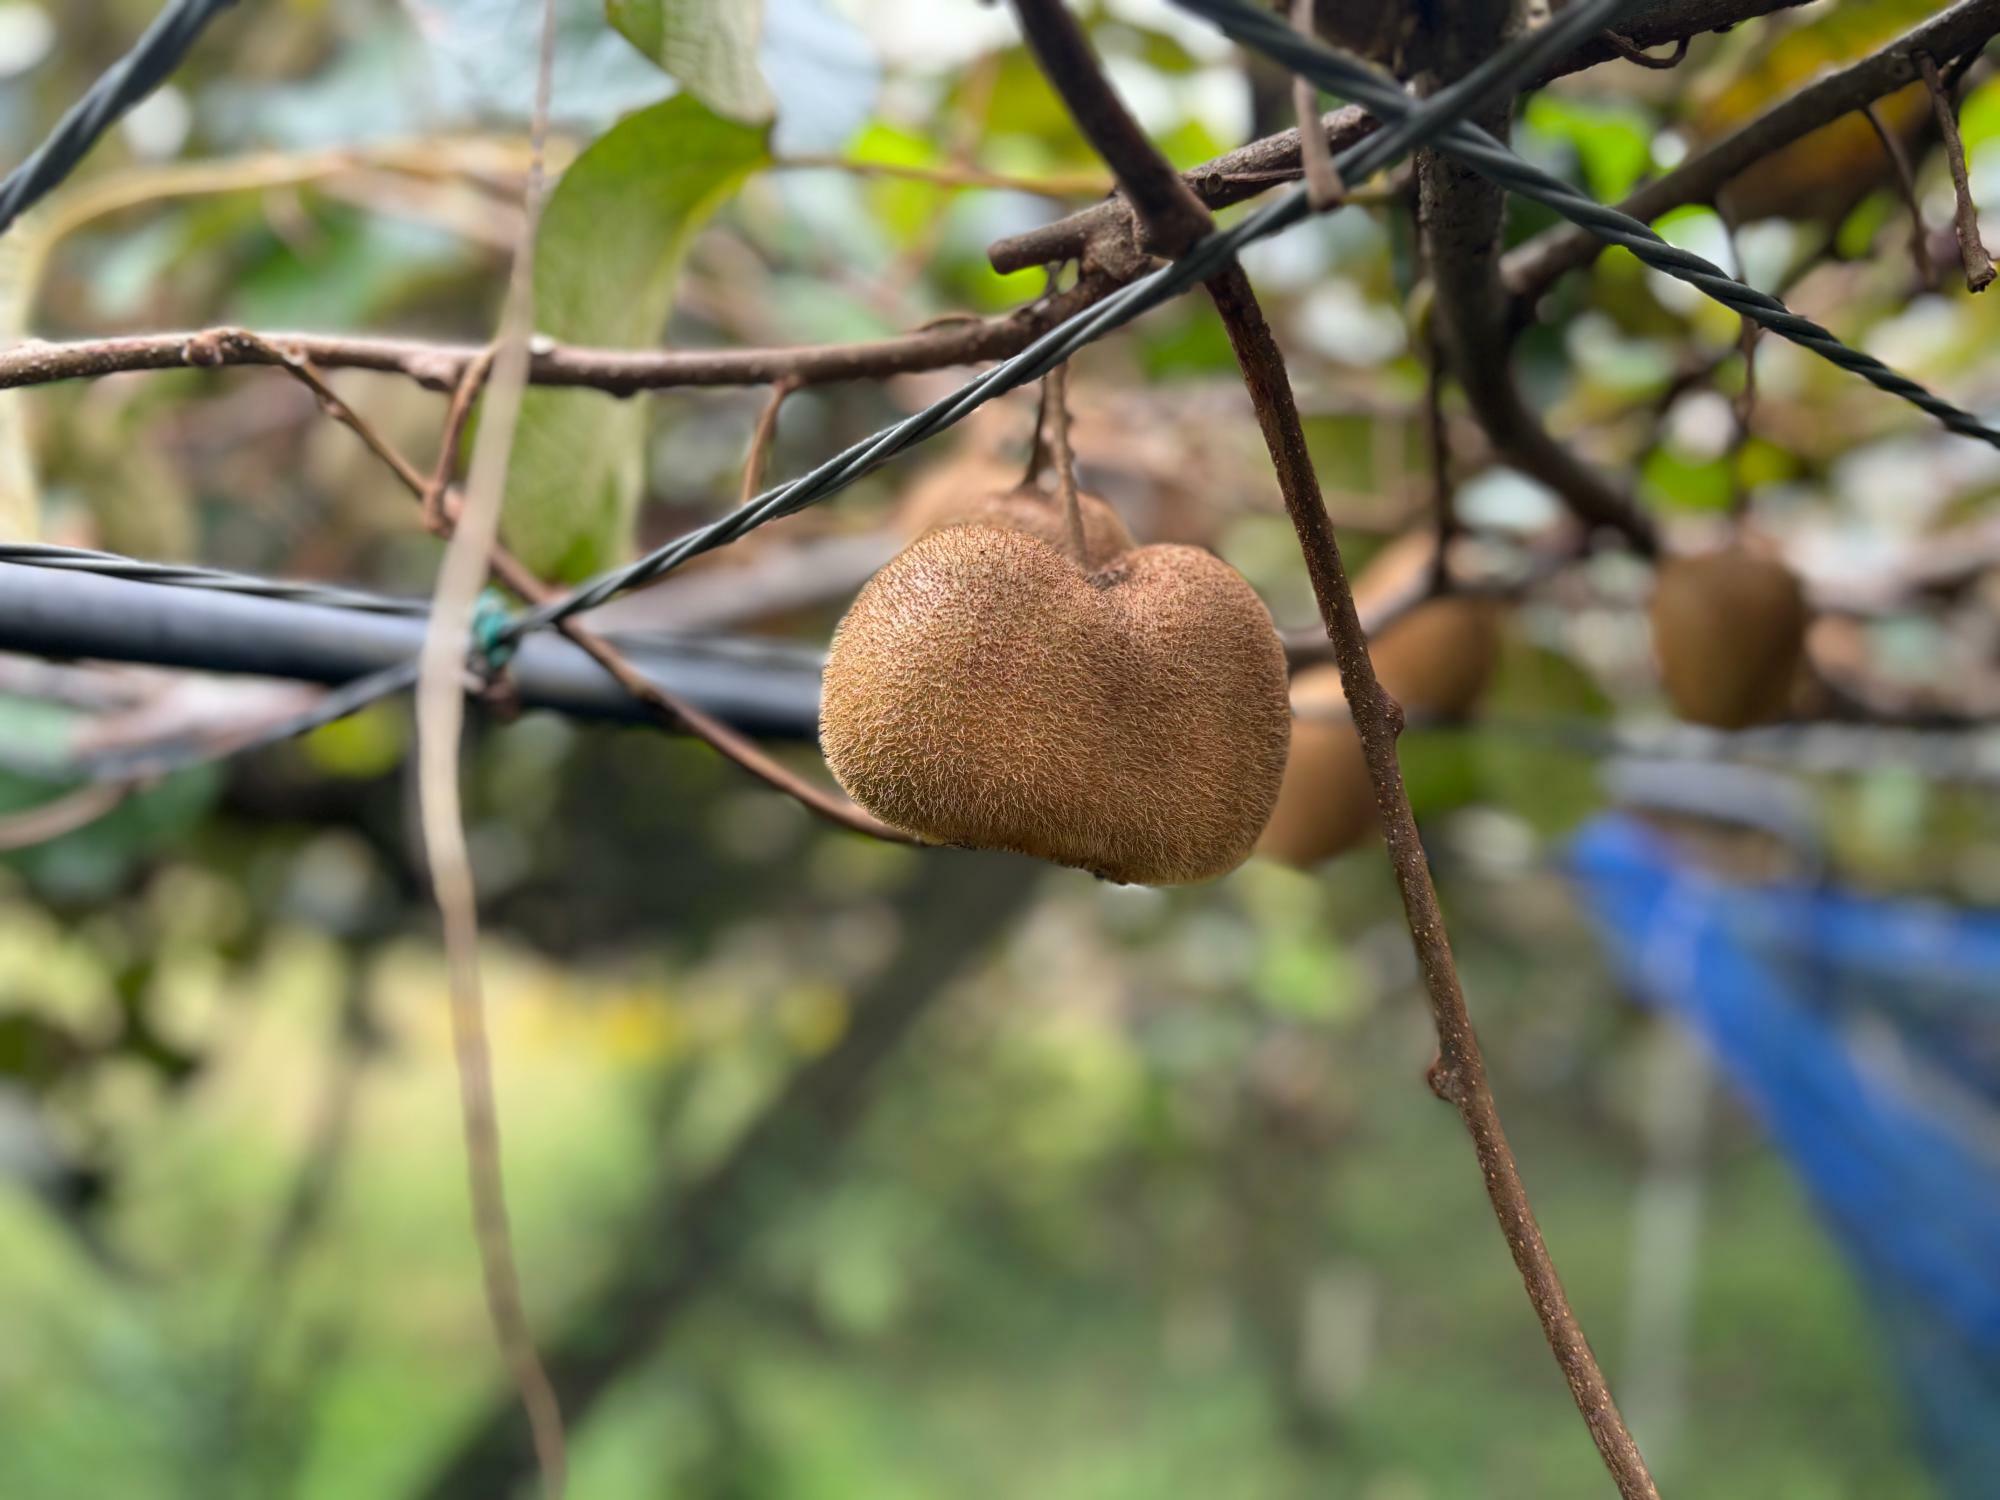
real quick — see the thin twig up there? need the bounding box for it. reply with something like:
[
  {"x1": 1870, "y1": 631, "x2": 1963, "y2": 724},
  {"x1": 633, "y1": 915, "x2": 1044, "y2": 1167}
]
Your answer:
[
  {"x1": 1600, "y1": 30, "x2": 1690, "y2": 68},
  {"x1": 0, "y1": 779, "x2": 131, "y2": 849},
  {"x1": 1862, "y1": 102, "x2": 1936, "y2": 290},
  {"x1": 1730, "y1": 314, "x2": 1758, "y2": 520},
  {"x1": 1035, "y1": 363, "x2": 1087, "y2": 563},
  {"x1": 412, "y1": 1, "x2": 567, "y2": 1493},
  {"x1": 0, "y1": 277, "x2": 1109, "y2": 395},
  {"x1": 1502, "y1": 0, "x2": 2000, "y2": 304},
  {"x1": 1004, "y1": 5, "x2": 1657, "y2": 1494},
  {"x1": 425, "y1": 346, "x2": 497, "y2": 534},
  {"x1": 193, "y1": 329, "x2": 436, "y2": 493},
  {"x1": 1918, "y1": 51, "x2": 1996, "y2": 293},
  {"x1": 738, "y1": 376, "x2": 799, "y2": 507},
  {"x1": 488, "y1": 556, "x2": 918, "y2": 843},
  {"x1": 1210, "y1": 264, "x2": 1657, "y2": 1500},
  {"x1": 1009, "y1": 0, "x2": 1215, "y2": 258},
  {"x1": 1291, "y1": 0, "x2": 1345, "y2": 211},
  {"x1": 1423, "y1": 328, "x2": 1455, "y2": 595}
]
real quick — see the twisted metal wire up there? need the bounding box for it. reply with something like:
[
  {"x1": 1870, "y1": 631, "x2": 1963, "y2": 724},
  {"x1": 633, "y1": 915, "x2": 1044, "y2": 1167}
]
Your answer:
[
  {"x1": 78, "y1": 658, "x2": 422, "y2": 782},
  {"x1": 0, "y1": 0, "x2": 243, "y2": 239},
  {"x1": 0, "y1": 541, "x2": 427, "y2": 615},
  {"x1": 506, "y1": 0, "x2": 1648, "y2": 638},
  {"x1": 1170, "y1": 0, "x2": 2000, "y2": 450}
]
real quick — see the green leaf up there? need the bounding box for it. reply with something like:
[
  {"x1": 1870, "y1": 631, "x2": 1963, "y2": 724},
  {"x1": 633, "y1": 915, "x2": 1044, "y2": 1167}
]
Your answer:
[
  {"x1": 607, "y1": 0, "x2": 773, "y2": 124},
  {"x1": 1522, "y1": 95, "x2": 1654, "y2": 204},
  {"x1": 503, "y1": 95, "x2": 768, "y2": 581}
]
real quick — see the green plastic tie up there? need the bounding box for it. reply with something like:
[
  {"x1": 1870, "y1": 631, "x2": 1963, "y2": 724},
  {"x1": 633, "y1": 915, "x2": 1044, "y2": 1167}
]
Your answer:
[{"x1": 469, "y1": 589, "x2": 519, "y2": 674}]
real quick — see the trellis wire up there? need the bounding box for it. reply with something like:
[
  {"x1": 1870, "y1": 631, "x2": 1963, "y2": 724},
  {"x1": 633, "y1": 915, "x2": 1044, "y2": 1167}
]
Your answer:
[
  {"x1": 1170, "y1": 0, "x2": 2000, "y2": 449},
  {"x1": 0, "y1": 0, "x2": 243, "y2": 239},
  {"x1": 82, "y1": 658, "x2": 422, "y2": 781},
  {"x1": 0, "y1": 540, "x2": 428, "y2": 615}
]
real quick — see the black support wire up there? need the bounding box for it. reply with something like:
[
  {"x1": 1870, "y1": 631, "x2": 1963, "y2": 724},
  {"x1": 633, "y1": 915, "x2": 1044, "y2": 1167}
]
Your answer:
[
  {"x1": 0, "y1": 541, "x2": 428, "y2": 616},
  {"x1": 0, "y1": 0, "x2": 243, "y2": 238}
]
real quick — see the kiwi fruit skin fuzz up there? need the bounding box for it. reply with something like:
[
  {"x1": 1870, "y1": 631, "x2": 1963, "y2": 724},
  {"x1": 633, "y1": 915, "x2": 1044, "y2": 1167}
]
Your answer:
[
  {"x1": 820, "y1": 524, "x2": 1291, "y2": 886},
  {"x1": 899, "y1": 479, "x2": 1135, "y2": 569},
  {"x1": 1650, "y1": 548, "x2": 1808, "y2": 730},
  {"x1": 1257, "y1": 536, "x2": 1502, "y2": 870}
]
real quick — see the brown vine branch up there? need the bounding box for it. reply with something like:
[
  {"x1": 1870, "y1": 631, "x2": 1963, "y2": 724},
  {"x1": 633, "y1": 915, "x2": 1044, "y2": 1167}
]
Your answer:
[
  {"x1": 1503, "y1": 0, "x2": 2000, "y2": 306},
  {"x1": 0, "y1": 276, "x2": 1108, "y2": 396},
  {"x1": 989, "y1": 104, "x2": 1376, "y2": 275},
  {"x1": 1209, "y1": 262, "x2": 1660, "y2": 1500},
  {"x1": 1600, "y1": 30, "x2": 1690, "y2": 69},
  {"x1": 1291, "y1": 0, "x2": 1345, "y2": 210},
  {"x1": 738, "y1": 375, "x2": 799, "y2": 506},
  {"x1": 1006, "y1": 4, "x2": 1656, "y2": 1494},
  {"x1": 1424, "y1": 332, "x2": 1456, "y2": 593},
  {"x1": 1034, "y1": 361, "x2": 1087, "y2": 562},
  {"x1": 1918, "y1": 50, "x2": 1997, "y2": 293},
  {"x1": 0, "y1": 779, "x2": 132, "y2": 849},
  {"x1": 1012, "y1": 0, "x2": 1212, "y2": 257},
  {"x1": 412, "y1": 0, "x2": 566, "y2": 1490},
  {"x1": 1863, "y1": 102, "x2": 1937, "y2": 291}
]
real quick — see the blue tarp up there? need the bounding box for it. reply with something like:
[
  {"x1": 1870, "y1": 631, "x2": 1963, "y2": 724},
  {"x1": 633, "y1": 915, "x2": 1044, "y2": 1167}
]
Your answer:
[{"x1": 1567, "y1": 815, "x2": 2000, "y2": 1498}]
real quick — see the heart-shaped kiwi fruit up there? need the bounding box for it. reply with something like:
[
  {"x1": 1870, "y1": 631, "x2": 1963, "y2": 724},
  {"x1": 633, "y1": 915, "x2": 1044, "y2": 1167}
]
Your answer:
[
  {"x1": 820, "y1": 523, "x2": 1291, "y2": 885},
  {"x1": 1258, "y1": 535, "x2": 1503, "y2": 870},
  {"x1": 1650, "y1": 547, "x2": 1807, "y2": 730},
  {"x1": 898, "y1": 478, "x2": 1135, "y2": 569}
]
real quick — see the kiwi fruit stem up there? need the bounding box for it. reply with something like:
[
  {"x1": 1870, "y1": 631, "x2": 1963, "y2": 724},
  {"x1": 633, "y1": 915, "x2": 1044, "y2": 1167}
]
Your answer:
[{"x1": 1024, "y1": 363, "x2": 1089, "y2": 566}]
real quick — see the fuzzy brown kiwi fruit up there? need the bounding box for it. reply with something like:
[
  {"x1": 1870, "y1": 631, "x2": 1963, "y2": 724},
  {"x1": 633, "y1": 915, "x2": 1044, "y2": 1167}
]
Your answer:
[
  {"x1": 1650, "y1": 547, "x2": 1808, "y2": 730},
  {"x1": 1257, "y1": 535, "x2": 1503, "y2": 870},
  {"x1": 1255, "y1": 664, "x2": 1374, "y2": 869},
  {"x1": 820, "y1": 524, "x2": 1291, "y2": 885},
  {"x1": 898, "y1": 476, "x2": 1135, "y2": 569}
]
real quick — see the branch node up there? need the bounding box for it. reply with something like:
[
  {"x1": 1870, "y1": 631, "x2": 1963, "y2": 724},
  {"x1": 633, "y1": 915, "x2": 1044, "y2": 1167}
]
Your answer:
[{"x1": 1600, "y1": 30, "x2": 1689, "y2": 68}]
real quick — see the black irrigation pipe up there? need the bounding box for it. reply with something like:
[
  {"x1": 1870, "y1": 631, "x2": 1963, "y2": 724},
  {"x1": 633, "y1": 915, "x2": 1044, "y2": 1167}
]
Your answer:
[
  {"x1": 0, "y1": 560, "x2": 826, "y2": 775},
  {"x1": 0, "y1": 0, "x2": 243, "y2": 238}
]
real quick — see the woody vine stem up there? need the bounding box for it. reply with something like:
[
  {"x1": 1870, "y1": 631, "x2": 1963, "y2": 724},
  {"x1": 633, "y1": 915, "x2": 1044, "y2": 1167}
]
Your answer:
[{"x1": 1007, "y1": 1, "x2": 1658, "y2": 1495}]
